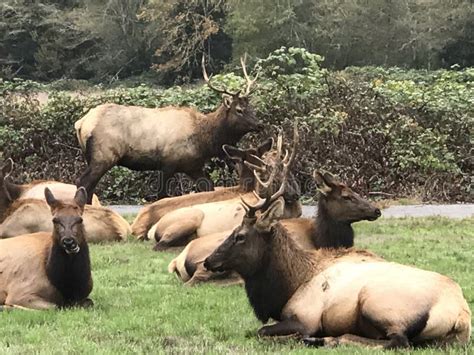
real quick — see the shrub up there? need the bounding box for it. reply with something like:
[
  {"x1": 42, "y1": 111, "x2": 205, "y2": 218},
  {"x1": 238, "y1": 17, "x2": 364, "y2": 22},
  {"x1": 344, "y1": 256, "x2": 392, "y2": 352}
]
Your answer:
[{"x1": 1, "y1": 48, "x2": 472, "y2": 203}]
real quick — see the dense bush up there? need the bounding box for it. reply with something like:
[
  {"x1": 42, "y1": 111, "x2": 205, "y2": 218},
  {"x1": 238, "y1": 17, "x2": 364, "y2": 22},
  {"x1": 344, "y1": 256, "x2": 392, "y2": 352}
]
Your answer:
[{"x1": 0, "y1": 48, "x2": 472, "y2": 203}]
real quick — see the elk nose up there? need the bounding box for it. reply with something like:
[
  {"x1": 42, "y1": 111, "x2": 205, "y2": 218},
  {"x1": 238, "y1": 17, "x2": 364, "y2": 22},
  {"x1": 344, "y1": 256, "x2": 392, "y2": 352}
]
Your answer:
[
  {"x1": 374, "y1": 208, "x2": 381, "y2": 217},
  {"x1": 62, "y1": 238, "x2": 76, "y2": 247}
]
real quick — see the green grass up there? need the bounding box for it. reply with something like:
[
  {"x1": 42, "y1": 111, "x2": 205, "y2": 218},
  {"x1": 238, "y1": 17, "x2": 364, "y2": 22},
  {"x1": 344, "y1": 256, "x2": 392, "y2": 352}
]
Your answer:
[{"x1": 0, "y1": 217, "x2": 472, "y2": 354}]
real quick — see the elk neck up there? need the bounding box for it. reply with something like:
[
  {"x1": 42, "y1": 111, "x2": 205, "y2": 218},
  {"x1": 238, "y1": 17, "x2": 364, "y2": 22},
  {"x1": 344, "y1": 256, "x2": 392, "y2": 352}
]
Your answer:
[
  {"x1": 244, "y1": 223, "x2": 317, "y2": 323},
  {"x1": 313, "y1": 199, "x2": 354, "y2": 248},
  {"x1": 45, "y1": 227, "x2": 92, "y2": 305},
  {"x1": 198, "y1": 105, "x2": 249, "y2": 158}
]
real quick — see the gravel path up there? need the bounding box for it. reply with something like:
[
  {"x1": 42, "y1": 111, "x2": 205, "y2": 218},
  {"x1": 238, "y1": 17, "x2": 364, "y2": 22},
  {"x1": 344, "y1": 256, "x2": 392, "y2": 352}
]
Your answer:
[{"x1": 110, "y1": 204, "x2": 474, "y2": 219}]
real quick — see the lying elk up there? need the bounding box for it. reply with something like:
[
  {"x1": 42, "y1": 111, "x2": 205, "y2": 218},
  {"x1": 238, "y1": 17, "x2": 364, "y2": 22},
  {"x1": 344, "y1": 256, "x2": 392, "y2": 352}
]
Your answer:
[
  {"x1": 0, "y1": 199, "x2": 131, "y2": 242},
  {"x1": 0, "y1": 187, "x2": 93, "y2": 310},
  {"x1": 168, "y1": 170, "x2": 381, "y2": 285},
  {"x1": 75, "y1": 56, "x2": 262, "y2": 203},
  {"x1": 149, "y1": 127, "x2": 301, "y2": 250},
  {"x1": 0, "y1": 159, "x2": 100, "y2": 222},
  {"x1": 131, "y1": 138, "x2": 273, "y2": 240},
  {"x1": 204, "y1": 185, "x2": 470, "y2": 348}
]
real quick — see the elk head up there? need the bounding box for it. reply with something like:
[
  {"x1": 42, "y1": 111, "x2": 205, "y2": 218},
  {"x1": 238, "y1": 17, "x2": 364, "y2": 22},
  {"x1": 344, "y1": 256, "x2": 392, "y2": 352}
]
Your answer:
[
  {"x1": 204, "y1": 166, "x2": 287, "y2": 277},
  {"x1": 314, "y1": 171, "x2": 381, "y2": 223},
  {"x1": 45, "y1": 187, "x2": 87, "y2": 255},
  {"x1": 244, "y1": 124, "x2": 301, "y2": 203},
  {"x1": 202, "y1": 54, "x2": 263, "y2": 133},
  {"x1": 222, "y1": 138, "x2": 273, "y2": 190},
  {"x1": 0, "y1": 158, "x2": 18, "y2": 221}
]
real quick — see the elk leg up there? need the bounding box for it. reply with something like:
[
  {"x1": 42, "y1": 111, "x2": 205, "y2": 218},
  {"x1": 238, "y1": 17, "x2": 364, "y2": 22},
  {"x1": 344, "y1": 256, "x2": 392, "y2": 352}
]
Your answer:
[
  {"x1": 76, "y1": 161, "x2": 115, "y2": 204},
  {"x1": 152, "y1": 211, "x2": 203, "y2": 251},
  {"x1": 258, "y1": 316, "x2": 308, "y2": 337},
  {"x1": 156, "y1": 168, "x2": 176, "y2": 199}
]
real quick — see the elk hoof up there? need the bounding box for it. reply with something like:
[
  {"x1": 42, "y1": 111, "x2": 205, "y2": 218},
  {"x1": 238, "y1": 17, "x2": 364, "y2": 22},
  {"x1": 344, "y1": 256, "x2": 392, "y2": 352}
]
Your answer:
[
  {"x1": 78, "y1": 298, "x2": 94, "y2": 308},
  {"x1": 303, "y1": 337, "x2": 328, "y2": 347}
]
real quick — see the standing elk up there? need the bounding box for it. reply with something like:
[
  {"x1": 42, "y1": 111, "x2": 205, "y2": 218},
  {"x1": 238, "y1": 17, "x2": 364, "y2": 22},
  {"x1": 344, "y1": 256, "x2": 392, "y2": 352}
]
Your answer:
[
  {"x1": 204, "y1": 181, "x2": 471, "y2": 349},
  {"x1": 75, "y1": 56, "x2": 262, "y2": 203},
  {"x1": 0, "y1": 187, "x2": 93, "y2": 310},
  {"x1": 131, "y1": 138, "x2": 273, "y2": 240},
  {"x1": 168, "y1": 170, "x2": 381, "y2": 285},
  {"x1": 149, "y1": 128, "x2": 301, "y2": 250},
  {"x1": 0, "y1": 159, "x2": 100, "y2": 222},
  {"x1": 0, "y1": 198, "x2": 131, "y2": 242}
]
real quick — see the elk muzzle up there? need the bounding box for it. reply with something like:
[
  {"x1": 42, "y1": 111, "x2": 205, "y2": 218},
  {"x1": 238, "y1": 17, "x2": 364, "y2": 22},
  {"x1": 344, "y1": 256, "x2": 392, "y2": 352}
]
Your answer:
[{"x1": 61, "y1": 237, "x2": 80, "y2": 254}]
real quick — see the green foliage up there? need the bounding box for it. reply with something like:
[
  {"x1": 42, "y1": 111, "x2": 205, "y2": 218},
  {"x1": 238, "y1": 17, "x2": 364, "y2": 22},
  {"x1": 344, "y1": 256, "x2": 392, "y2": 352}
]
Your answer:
[
  {"x1": 0, "y1": 48, "x2": 472, "y2": 202},
  {"x1": 0, "y1": 217, "x2": 472, "y2": 353}
]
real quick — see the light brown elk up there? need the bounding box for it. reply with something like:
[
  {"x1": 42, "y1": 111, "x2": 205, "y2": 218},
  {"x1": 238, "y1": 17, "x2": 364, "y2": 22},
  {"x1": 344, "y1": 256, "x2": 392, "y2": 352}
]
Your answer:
[
  {"x1": 131, "y1": 138, "x2": 274, "y2": 240},
  {"x1": 204, "y1": 188, "x2": 471, "y2": 348},
  {"x1": 168, "y1": 171, "x2": 381, "y2": 285},
  {"x1": 149, "y1": 128, "x2": 301, "y2": 250},
  {"x1": 0, "y1": 199, "x2": 130, "y2": 242},
  {"x1": 0, "y1": 187, "x2": 93, "y2": 310},
  {"x1": 75, "y1": 56, "x2": 262, "y2": 203},
  {"x1": 0, "y1": 159, "x2": 100, "y2": 223}
]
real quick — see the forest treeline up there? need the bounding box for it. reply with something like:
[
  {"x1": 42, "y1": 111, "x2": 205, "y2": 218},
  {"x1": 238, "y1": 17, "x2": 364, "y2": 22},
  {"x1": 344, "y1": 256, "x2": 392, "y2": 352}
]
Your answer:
[{"x1": 1, "y1": 0, "x2": 473, "y2": 84}]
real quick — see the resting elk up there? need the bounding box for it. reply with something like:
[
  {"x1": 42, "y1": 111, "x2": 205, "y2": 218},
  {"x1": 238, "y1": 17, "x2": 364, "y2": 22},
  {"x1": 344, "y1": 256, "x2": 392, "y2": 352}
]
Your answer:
[
  {"x1": 168, "y1": 170, "x2": 381, "y2": 285},
  {"x1": 204, "y1": 182, "x2": 471, "y2": 349},
  {"x1": 75, "y1": 56, "x2": 262, "y2": 203},
  {"x1": 131, "y1": 138, "x2": 274, "y2": 240},
  {"x1": 0, "y1": 199, "x2": 131, "y2": 242},
  {"x1": 149, "y1": 128, "x2": 301, "y2": 250},
  {"x1": 0, "y1": 159, "x2": 100, "y2": 223},
  {"x1": 0, "y1": 187, "x2": 93, "y2": 310}
]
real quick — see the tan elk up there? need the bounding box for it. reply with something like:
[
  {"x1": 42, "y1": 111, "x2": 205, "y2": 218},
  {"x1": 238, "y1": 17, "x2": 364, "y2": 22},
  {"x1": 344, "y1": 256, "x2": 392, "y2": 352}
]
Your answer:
[
  {"x1": 131, "y1": 138, "x2": 274, "y2": 240},
  {"x1": 0, "y1": 199, "x2": 130, "y2": 242},
  {"x1": 204, "y1": 183, "x2": 471, "y2": 349},
  {"x1": 75, "y1": 56, "x2": 262, "y2": 203},
  {"x1": 168, "y1": 171, "x2": 381, "y2": 286},
  {"x1": 0, "y1": 159, "x2": 100, "y2": 223},
  {"x1": 0, "y1": 187, "x2": 93, "y2": 310},
  {"x1": 149, "y1": 127, "x2": 301, "y2": 250}
]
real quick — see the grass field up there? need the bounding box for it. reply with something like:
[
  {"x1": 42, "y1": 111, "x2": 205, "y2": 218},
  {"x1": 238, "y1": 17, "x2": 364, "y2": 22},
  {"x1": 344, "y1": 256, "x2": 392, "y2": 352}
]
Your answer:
[{"x1": 0, "y1": 217, "x2": 472, "y2": 354}]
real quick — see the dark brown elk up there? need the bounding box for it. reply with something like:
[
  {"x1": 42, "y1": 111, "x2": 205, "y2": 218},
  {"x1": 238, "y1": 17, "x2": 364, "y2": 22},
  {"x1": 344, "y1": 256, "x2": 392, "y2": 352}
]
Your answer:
[
  {"x1": 0, "y1": 187, "x2": 93, "y2": 310},
  {"x1": 204, "y1": 188, "x2": 471, "y2": 348},
  {"x1": 75, "y1": 56, "x2": 262, "y2": 203},
  {"x1": 0, "y1": 159, "x2": 100, "y2": 223},
  {"x1": 168, "y1": 170, "x2": 381, "y2": 285},
  {"x1": 0, "y1": 199, "x2": 131, "y2": 242},
  {"x1": 131, "y1": 138, "x2": 273, "y2": 240},
  {"x1": 149, "y1": 127, "x2": 301, "y2": 250}
]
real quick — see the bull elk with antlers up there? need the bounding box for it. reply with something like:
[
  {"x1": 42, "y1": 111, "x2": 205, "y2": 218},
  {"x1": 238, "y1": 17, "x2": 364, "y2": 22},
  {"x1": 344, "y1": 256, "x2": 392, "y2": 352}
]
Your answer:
[
  {"x1": 75, "y1": 56, "x2": 262, "y2": 203},
  {"x1": 204, "y1": 180, "x2": 471, "y2": 349},
  {"x1": 149, "y1": 127, "x2": 301, "y2": 250}
]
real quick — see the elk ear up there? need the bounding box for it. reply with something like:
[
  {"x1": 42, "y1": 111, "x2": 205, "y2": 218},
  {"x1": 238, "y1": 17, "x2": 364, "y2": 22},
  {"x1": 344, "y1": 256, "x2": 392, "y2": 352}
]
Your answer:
[
  {"x1": 313, "y1": 170, "x2": 332, "y2": 196},
  {"x1": 1, "y1": 158, "x2": 13, "y2": 178},
  {"x1": 222, "y1": 144, "x2": 245, "y2": 161},
  {"x1": 256, "y1": 138, "x2": 274, "y2": 156},
  {"x1": 256, "y1": 197, "x2": 285, "y2": 232},
  {"x1": 74, "y1": 187, "x2": 87, "y2": 210},
  {"x1": 223, "y1": 96, "x2": 233, "y2": 108},
  {"x1": 45, "y1": 187, "x2": 59, "y2": 210},
  {"x1": 322, "y1": 171, "x2": 340, "y2": 187}
]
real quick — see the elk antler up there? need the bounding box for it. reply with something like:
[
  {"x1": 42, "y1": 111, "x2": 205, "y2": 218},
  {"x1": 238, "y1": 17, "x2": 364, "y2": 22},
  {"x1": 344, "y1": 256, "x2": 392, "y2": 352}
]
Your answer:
[
  {"x1": 240, "y1": 53, "x2": 259, "y2": 96},
  {"x1": 240, "y1": 176, "x2": 286, "y2": 218},
  {"x1": 202, "y1": 55, "x2": 239, "y2": 97}
]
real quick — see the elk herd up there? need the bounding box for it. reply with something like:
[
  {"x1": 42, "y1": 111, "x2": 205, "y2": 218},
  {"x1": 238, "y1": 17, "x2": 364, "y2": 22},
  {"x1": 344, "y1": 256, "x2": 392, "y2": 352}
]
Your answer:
[{"x1": 0, "y1": 56, "x2": 470, "y2": 350}]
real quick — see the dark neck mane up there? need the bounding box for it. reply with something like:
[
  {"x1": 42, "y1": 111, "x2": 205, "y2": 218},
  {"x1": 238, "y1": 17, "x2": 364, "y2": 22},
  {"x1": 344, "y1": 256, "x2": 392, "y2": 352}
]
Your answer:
[
  {"x1": 244, "y1": 224, "x2": 316, "y2": 323},
  {"x1": 45, "y1": 228, "x2": 92, "y2": 305},
  {"x1": 312, "y1": 199, "x2": 354, "y2": 248},
  {"x1": 197, "y1": 105, "x2": 248, "y2": 158}
]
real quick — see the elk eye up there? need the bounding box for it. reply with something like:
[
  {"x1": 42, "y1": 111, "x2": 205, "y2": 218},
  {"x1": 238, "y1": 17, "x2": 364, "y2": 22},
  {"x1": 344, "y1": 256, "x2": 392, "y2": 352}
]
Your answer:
[
  {"x1": 236, "y1": 107, "x2": 244, "y2": 114},
  {"x1": 235, "y1": 234, "x2": 245, "y2": 243},
  {"x1": 52, "y1": 217, "x2": 60, "y2": 224}
]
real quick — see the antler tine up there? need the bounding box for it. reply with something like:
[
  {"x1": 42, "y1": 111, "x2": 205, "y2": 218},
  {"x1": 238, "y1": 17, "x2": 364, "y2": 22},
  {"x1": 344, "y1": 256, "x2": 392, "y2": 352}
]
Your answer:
[
  {"x1": 249, "y1": 154, "x2": 269, "y2": 167},
  {"x1": 240, "y1": 53, "x2": 258, "y2": 96},
  {"x1": 240, "y1": 193, "x2": 267, "y2": 218},
  {"x1": 284, "y1": 123, "x2": 299, "y2": 169},
  {"x1": 202, "y1": 55, "x2": 238, "y2": 97},
  {"x1": 244, "y1": 160, "x2": 267, "y2": 172}
]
